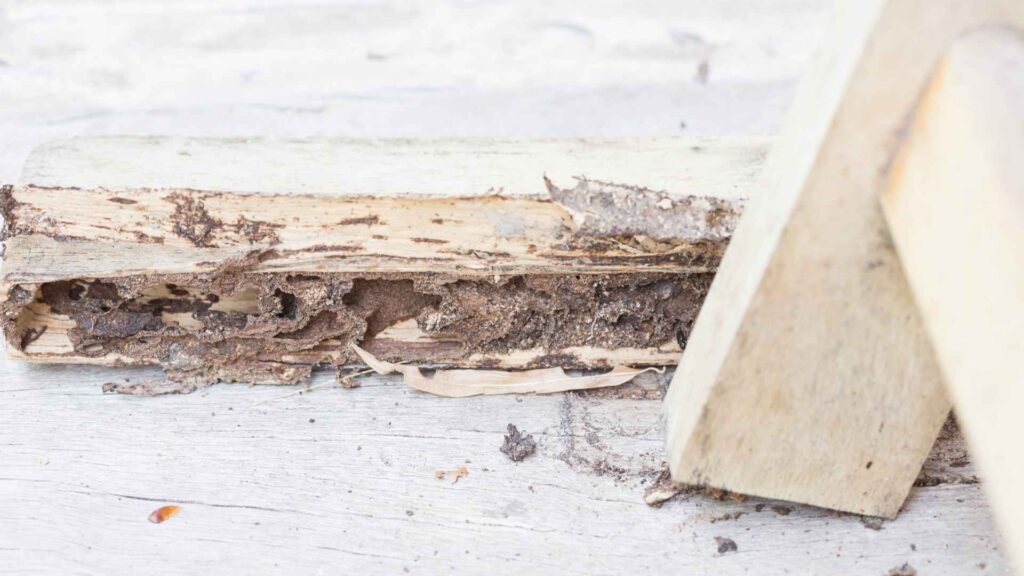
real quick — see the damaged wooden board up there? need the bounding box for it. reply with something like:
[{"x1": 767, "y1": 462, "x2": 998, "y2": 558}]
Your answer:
[{"x1": 1, "y1": 137, "x2": 764, "y2": 385}]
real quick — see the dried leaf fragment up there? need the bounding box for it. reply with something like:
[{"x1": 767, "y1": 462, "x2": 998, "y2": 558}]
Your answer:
[
  {"x1": 351, "y1": 344, "x2": 662, "y2": 397},
  {"x1": 148, "y1": 505, "x2": 181, "y2": 524}
]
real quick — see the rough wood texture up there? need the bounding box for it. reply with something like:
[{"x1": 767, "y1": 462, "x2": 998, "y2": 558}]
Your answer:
[
  {"x1": 0, "y1": 360, "x2": 1008, "y2": 575},
  {"x1": 882, "y1": 29, "x2": 1024, "y2": 570},
  {"x1": 665, "y1": 0, "x2": 1024, "y2": 519},
  {"x1": 0, "y1": 1, "x2": 1008, "y2": 573},
  {"x1": 1, "y1": 138, "x2": 757, "y2": 384}
]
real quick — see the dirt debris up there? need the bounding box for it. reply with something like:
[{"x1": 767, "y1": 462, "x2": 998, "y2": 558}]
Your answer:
[
  {"x1": 18, "y1": 325, "x2": 46, "y2": 349},
  {"x1": 709, "y1": 511, "x2": 746, "y2": 523},
  {"x1": 886, "y1": 563, "x2": 917, "y2": 576},
  {"x1": 714, "y1": 536, "x2": 738, "y2": 555},
  {"x1": 642, "y1": 468, "x2": 747, "y2": 507},
  {"x1": 644, "y1": 469, "x2": 693, "y2": 507},
  {"x1": 500, "y1": 424, "x2": 537, "y2": 462},
  {"x1": 861, "y1": 516, "x2": 886, "y2": 531},
  {"x1": 335, "y1": 366, "x2": 364, "y2": 388},
  {"x1": 706, "y1": 487, "x2": 747, "y2": 502},
  {"x1": 102, "y1": 380, "x2": 206, "y2": 396},
  {"x1": 5, "y1": 271, "x2": 707, "y2": 387}
]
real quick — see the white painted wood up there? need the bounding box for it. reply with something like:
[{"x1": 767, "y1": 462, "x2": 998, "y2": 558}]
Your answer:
[
  {"x1": 21, "y1": 136, "x2": 764, "y2": 200},
  {"x1": 882, "y1": 29, "x2": 1024, "y2": 569},
  {"x1": 0, "y1": 0, "x2": 829, "y2": 183},
  {"x1": 665, "y1": 0, "x2": 1024, "y2": 519},
  {"x1": 0, "y1": 360, "x2": 1008, "y2": 575},
  {"x1": 0, "y1": 0, "x2": 1010, "y2": 573}
]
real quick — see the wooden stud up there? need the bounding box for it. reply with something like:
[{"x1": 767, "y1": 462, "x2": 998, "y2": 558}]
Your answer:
[
  {"x1": 881, "y1": 29, "x2": 1024, "y2": 568},
  {"x1": 665, "y1": 0, "x2": 1024, "y2": 518}
]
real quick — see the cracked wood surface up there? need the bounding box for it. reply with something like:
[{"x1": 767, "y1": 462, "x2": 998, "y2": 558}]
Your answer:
[
  {"x1": 2, "y1": 139, "x2": 753, "y2": 378},
  {"x1": 0, "y1": 363, "x2": 1006, "y2": 575},
  {"x1": 0, "y1": 0, "x2": 1010, "y2": 573}
]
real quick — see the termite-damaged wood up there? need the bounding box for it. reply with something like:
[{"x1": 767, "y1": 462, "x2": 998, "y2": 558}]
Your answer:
[{"x1": 0, "y1": 179, "x2": 740, "y2": 385}]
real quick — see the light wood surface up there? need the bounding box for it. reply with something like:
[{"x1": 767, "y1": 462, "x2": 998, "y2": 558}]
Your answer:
[
  {"x1": 882, "y1": 29, "x2": 1024, "y2": 570},
  {"x1": 3, "y1": 138, "x2": 752, "y2": 374},
  {"x1": 665, "y1": 0, "x2": 1024, "y2": 519},
  {"x1": 0, "y1": 0, "x2": 1011, "y2": 573},
  {"x1": 0, "y1": 361, "x2": 1005, "y2": 575},
  {"x1": 21, "y1": 136, "x2": 762, "y2": 200}
]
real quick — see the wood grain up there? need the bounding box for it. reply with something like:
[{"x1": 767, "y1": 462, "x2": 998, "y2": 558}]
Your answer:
[
  {"x1": 882, "y1": 29, "x2": 1024, "y2": 569},
  {"x1": 2, "y1": 138, "x2": 754, "y2": 377},
  {"x1": 0, "y1": 0, "x2": 1008, "y2": 572},
  {"x1": 665, "y1": 0, "x2": 1024, "y2": 519},
  {"x1": 0, "y1": 360, "x2": 1007, "y2": 575}
]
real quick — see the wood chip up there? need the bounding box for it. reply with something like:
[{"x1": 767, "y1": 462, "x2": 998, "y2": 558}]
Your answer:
[
  {"x1": 351, "y1": 344, "x2": 662, "y2": 397},
  {"x1": 147, "y1": 505, "x2": 181, "y2": 524}
]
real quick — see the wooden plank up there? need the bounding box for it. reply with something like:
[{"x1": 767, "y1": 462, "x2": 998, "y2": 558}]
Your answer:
[
  {"x1": 1, "y1": 138, "x2": 757, "y2": 382},
  {"x1": 665, "y1": 0, "x2": 1024, "y2": 519},
  {"x1": 881, "y1": 29, "x2": 1024, "y2": 569},
  {"x1": 0, "y1": 358, "x2": 1009, "y2": 575},
  {"x1": 0, "y1": 2, "x2": 1008, "y2": 572},
  {"x1": 21, "y1": 137, "x2": 762, "y2": 200},
  {"x1": 0, "y1": 0, "x2": 828, "y2": 181}
]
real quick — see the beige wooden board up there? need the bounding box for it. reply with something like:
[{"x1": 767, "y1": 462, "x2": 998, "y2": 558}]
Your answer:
[
  {"x1": 882, "y1": 29, "x2": 1024, "y2": 570},
  {"x1": 2, "y1": 138, "x2": 750, "y2": 372},
  {"x1": 21, "y1": 136, "x2": 763, "y2": 200},
  {"x1": 5, "y1": 136, "x2": 759, "y2": 280},
  {"x1": 0, "y1": 0, "x2": 1011, "y2": 573},
  {"x1": 665, "y1": 0, "x2": 1024, "y2": 519}
]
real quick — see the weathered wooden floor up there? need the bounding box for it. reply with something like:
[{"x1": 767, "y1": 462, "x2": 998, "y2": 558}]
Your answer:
[
  {"x1": 0, "y1": 362, "x2": 1005, "y2": 574},
  {"x1": 0, "y1": 0, "x2": 1011, "y2": 573}
]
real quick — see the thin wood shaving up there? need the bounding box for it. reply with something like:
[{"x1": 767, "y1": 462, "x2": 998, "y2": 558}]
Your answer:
[{"x1": 351, "y1": 344, "x2": 662, "y2": 397}]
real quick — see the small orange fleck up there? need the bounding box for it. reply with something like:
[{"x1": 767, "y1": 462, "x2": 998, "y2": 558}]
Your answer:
[
  {"x1": 452, "y1": 466, "x2": 469, "y2": 484},
  {"x1": 434, "y1": 470, "x2": 446, "y2": 479},
  {"x1": 148, "y1": 505, "x2": 181, "y2": 524}
]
